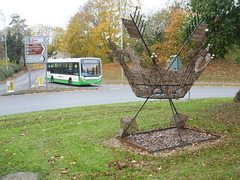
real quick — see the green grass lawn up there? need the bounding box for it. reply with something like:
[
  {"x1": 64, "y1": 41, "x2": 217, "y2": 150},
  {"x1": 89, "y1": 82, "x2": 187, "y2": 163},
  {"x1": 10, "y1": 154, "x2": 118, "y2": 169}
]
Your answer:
[{"x1": 0, "y1": 98, "x2": 239, "y2": 179}]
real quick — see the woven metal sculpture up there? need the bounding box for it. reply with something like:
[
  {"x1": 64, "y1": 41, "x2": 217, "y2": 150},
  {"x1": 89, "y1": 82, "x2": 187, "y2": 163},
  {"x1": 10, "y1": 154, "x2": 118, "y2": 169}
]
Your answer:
[
  {"x1": 110, "y1": 7, "x2": 211, "y2": 141},
  {"x1": 109, "y1": 37, "x2": 210, "y2": 99}
]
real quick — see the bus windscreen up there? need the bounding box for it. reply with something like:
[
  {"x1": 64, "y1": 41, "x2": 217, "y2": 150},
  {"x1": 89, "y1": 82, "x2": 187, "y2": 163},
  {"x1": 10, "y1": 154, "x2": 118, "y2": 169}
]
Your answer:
[{"x1": 81, "y1": 59, "x2": 101, "y2": 77}]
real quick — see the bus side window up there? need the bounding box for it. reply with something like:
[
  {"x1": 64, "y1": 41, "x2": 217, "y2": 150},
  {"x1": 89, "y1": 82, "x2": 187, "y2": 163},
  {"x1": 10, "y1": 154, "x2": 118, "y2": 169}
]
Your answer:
[
  {"x1": 52, "y1": 64, "x2": 55, "y2": 73},
  {"x1": 58, "y1": 63, "x2": 62, "y2": 74},
  {"x1": 62, "y1": 63, "x2": 68, "y2": 74},
  {"x1": 73, "y1": 63, "x2": 79, "y2": 75},
  {"x1": 55, "y1": 63, "x2": 59, "y2": 73},
  {"x1": 47, "y1": 63, "x2": 56, "y2": 73},
  {"x1": 68, "y1": 63, "x2": 73, "y2": 75},
  {"x1": 51, "y1": 64, "x2": 54, "y2": 73},
  {"x1": 47, "y1": 63, "x2": 51, "y2": 72}
]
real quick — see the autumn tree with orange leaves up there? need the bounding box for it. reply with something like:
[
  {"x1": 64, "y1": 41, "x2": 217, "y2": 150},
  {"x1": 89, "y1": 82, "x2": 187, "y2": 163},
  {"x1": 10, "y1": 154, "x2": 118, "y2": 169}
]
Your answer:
[
  {"x1": 127, "y1": 1, "x2": 192, "y2": 67},
  {"x1": 64, "y1": 0, "x2": 140, "y2": 62},
  {"x1": 147, "y1": 5, "x2": 190, "y2": 66},
  {"x1": 55, "y1": 0, "x2": 192, "y2": 65}
]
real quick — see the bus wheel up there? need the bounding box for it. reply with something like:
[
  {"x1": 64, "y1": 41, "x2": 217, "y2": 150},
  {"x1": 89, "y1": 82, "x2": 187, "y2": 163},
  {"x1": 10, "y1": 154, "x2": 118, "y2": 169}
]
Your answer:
[
  {"x1": 69, "y1": 78, "x2": 72, "y2": 85},
  {"x1": 51, "y1": 76, "x2": 54, "y2": 83}
]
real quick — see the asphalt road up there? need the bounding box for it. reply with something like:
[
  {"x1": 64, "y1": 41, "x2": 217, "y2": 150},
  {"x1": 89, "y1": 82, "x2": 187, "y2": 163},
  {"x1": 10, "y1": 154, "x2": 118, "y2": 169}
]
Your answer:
[
  {"x1": 0, "y1": 69, "x2": 45, "y2": 94},
  {"x1": 0, "y1": 70, "x2": 239, "y2": 116}
]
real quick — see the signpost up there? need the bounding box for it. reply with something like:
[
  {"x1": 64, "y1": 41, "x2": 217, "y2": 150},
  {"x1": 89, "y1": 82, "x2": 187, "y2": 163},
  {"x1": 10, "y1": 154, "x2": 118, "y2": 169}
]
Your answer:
[
  {"x1": 24, "y1": 36, "x2": 48, "y2": 90},
  {"x1": 170, "y1": 55, "x2": 182, "y2": 71},
  {"x1": 25, "y1": 36, "x2": 47, "y2": 64}
]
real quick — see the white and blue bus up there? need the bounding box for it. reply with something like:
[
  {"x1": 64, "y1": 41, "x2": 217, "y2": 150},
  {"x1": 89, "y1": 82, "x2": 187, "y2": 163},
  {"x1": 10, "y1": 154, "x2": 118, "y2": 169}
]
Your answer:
[{"x1": 47, "y1": 58, "x2": 102, "y2": 85}]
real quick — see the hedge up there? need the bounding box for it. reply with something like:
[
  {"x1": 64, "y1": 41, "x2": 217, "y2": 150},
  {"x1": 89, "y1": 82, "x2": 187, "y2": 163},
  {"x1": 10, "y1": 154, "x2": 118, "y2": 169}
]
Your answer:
[{"x1": 0, "y1": 64, "x2": 23, "y2": 81}]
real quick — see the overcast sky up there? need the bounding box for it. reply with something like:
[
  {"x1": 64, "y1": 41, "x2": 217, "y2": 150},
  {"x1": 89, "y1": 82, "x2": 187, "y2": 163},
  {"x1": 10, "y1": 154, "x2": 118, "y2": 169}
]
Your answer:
[{"x1": 0, "y1": 0, "x2": 172, "y2": 29}]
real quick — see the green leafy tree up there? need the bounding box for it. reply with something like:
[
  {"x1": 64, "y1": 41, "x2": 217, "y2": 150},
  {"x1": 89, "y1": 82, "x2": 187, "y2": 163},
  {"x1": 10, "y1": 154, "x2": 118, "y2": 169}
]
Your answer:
[
  {"x1": 190, "y1": 0, "x2": 240, "y2": 102},
  {"x1": 6, "y1": 14, "x2": 31, "y2": 64},
  {"x1": 190, "y1": 0, "x2": 240, "y2": 58}
]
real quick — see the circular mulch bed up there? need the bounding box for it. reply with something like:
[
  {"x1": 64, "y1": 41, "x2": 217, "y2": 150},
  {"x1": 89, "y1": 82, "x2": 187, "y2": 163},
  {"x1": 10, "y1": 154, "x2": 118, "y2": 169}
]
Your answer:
[{"x1": 118, "y1": 127, "x2": 220, "y2": 153}]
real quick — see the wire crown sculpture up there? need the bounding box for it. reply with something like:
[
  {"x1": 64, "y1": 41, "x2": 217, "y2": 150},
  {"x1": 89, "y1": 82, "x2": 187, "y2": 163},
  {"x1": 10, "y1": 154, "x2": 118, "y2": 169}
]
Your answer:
[{"x1": 109, "y1": 7, "x2": 211, "y2": 99}]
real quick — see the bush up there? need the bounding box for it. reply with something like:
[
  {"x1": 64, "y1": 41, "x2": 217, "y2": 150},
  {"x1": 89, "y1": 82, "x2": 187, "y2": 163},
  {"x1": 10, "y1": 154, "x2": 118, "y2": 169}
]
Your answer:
[
  {"x1": 234, "y1": 90, "x2": 240, "y2": 103},
  {"x1": 7, "y1": 66, "x2": 14, "y2": 77},
  {"x1": 9, "y1": 64, "x2": 23, "y2": 73},
  {"x1": 0, "y1": 66, "x2": 9, "y2": 79},
  {"x1": 0, "y1": 70, "x2": 5, "y2": 81},
  {"x1": 233, "y1": 56, "x2": 240, "y2": 65},
  {"x1": 0, "y1": 64, "x2": 23, "y2": 81}
]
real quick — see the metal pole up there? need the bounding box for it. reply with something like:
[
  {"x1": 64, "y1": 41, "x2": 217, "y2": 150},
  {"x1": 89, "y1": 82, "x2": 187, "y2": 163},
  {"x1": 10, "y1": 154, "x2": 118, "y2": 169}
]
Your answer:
[
  {"x1": 45, "y1": 63, "x2": 48, "y2": 89},
  {"x1": 4, "y1": 16, "x2": 8, "y2": 71},
  {"x1": 120, "y1": 0, "x2": 124, "y2": 81},
  {"x1": 0, "y1": 11, "x2": 8, "y2": 71},
  {"x1": 134, "y1": 98, "x2": 149, "y2": 119},
  {"x1": 169, "y1": 99, "x2": 184, "y2": 145},
  {"x1": 28, "y1": 64, "x2": 31, "y2": 90},
  {"x1": 124, "y1": 98, "x2": 149, "y2": 133}
]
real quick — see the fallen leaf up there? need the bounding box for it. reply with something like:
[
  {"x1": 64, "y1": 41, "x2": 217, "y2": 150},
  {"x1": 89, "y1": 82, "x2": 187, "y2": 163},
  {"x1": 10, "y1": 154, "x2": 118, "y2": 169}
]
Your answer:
[{"x1": 61, "y1": 171, "x2": 68, "y2": 174}]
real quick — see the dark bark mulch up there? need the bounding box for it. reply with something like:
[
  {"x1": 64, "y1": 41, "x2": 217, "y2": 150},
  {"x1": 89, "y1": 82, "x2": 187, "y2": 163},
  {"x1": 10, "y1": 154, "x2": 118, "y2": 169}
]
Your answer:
[{"x1": 120, "y1": 127, "x2": 220, "y2": 153}]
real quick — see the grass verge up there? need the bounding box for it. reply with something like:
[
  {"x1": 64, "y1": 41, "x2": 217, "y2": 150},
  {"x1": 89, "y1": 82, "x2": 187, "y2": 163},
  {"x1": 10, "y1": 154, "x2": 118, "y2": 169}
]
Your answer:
[
  {"x1": 1, "y1": 86, "x2": 98, "y2": 96},
  {"x1": 0, "y1": 98, "x2": 239, "y2": 179}
]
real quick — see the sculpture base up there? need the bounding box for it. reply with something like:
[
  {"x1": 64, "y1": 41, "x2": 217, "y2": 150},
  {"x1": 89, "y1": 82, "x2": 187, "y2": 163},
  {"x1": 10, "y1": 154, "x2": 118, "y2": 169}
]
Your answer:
[{"x1": 116, "y1": 127, "x2": 220, "y2": 153}]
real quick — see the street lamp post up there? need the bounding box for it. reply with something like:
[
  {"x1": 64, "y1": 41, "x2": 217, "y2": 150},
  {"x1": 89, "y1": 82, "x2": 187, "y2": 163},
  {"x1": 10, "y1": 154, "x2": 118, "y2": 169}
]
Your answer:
[
  {"x1": 120, "y1": 0, "x2": 124, "y2": 81},
  {"x1": 0, "y1": 11, "x2": 8, "y2": 71}
]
